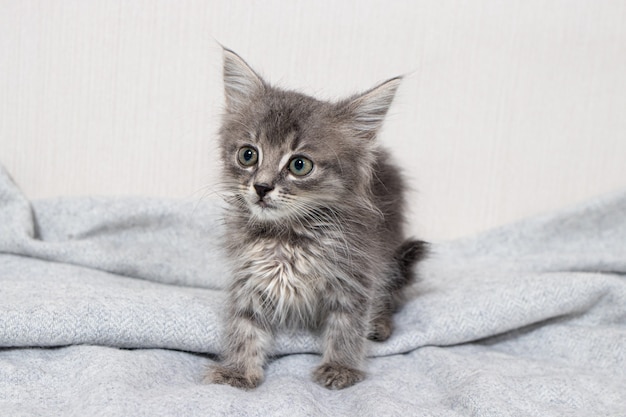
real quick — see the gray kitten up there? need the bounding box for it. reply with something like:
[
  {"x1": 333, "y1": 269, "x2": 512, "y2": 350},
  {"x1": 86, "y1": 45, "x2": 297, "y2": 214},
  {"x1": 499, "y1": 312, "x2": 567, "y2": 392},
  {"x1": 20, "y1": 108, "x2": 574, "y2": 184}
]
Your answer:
[{"x1": 205, "y1": 48, "x2": 427, "y2": 390}]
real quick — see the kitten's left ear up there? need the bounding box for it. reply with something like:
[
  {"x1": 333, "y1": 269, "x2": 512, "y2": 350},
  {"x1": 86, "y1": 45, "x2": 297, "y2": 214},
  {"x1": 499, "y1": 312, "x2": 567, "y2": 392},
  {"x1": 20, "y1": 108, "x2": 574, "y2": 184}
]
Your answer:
[
  {"x1": 222, "y1": 48, "x2": 265, "y2": 111},
  {"x1": 341, "y1": 77, "x2": 402, "y2": 140}
]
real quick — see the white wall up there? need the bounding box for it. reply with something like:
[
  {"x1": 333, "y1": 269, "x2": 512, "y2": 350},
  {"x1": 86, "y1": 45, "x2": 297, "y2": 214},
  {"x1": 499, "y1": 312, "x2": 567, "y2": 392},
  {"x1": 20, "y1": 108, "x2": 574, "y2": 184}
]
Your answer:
[{"x1": 1, "y1": 0, "x2": 625, "y2": 241}]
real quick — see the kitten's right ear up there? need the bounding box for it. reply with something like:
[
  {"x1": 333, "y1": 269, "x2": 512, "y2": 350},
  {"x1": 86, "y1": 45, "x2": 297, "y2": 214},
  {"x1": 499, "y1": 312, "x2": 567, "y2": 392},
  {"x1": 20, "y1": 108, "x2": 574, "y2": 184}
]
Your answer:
[{"x1": 222, "y1": 48, "x2": 265, "y2": 111}]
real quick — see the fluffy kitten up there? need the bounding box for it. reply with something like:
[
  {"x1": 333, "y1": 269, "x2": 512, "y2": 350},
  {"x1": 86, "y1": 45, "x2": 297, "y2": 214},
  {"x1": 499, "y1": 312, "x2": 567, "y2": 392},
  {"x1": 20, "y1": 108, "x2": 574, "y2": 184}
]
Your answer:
[{"x1": 206, "y1": 48, "x2": 427, "y2": 390}]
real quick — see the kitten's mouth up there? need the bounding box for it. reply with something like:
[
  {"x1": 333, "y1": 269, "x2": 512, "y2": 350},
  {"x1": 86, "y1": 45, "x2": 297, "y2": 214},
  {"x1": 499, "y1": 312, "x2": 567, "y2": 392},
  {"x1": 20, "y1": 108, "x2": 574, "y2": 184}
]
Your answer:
[{"x1": 256, "y1": 200, "x2": 274, "y2": 209}]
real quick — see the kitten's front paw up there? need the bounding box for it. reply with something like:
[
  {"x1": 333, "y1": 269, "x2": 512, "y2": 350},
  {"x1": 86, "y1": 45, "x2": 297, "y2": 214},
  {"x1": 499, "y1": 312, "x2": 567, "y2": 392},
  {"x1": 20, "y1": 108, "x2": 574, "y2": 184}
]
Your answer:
[
  {"x1": 313, "y1": 362, "x2": 365, "y2": 390},
  {"x1": 204, "y1": 364, "x2": 263, "y2": 390}
]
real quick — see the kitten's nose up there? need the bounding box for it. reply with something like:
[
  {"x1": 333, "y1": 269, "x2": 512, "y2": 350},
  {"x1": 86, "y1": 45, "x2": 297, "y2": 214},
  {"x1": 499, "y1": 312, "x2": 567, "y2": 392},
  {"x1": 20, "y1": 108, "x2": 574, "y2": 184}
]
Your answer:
[{"x1": 253, "y1": 183, "x2": 274, "y2": 199}]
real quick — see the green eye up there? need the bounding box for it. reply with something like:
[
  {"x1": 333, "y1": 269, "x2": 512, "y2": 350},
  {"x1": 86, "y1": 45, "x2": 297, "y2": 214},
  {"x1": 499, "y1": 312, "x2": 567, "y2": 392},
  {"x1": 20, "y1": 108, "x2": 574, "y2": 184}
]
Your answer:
[
  {"x1": 237, "y1": 146, "x2": 258, "y2": 167},
  {"x1": 288, "y1": 157, "x2": 314, "y2": 176}
]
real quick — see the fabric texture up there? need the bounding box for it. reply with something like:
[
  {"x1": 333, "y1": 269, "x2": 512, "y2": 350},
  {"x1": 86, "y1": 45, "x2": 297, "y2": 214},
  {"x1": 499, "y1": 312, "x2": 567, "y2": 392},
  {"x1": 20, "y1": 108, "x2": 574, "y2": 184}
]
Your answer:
[{"x1": 1, "y1": 164, "x2": 625, "y2": 416}]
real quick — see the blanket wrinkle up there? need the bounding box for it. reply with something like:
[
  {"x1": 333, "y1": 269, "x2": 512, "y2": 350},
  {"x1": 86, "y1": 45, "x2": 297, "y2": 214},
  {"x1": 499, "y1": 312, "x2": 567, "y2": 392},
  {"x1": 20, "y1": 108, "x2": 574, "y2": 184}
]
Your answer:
[
  {"x1": 0, "y1": 165, "x2": 37, "y2": 240},
  {"x1": 1, "y1": 162, "x2": 625, "y2": 416},
  {"x1": 1, "y1": 168, "x2": 231, "y2": 289}
]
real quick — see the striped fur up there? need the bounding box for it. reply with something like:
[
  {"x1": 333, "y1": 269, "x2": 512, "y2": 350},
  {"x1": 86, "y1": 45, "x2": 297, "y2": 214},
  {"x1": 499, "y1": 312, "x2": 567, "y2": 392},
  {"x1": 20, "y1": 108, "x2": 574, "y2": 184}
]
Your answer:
[{"x1": 205, "y1": 48, "x2": 427, "y2": 390}]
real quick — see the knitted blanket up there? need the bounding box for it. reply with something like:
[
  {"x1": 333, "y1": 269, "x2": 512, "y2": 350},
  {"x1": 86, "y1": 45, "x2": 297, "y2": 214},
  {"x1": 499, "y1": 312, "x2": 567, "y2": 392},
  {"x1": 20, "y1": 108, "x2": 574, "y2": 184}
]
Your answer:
[{"x1": 1, "y1": 164, "x2": 624, "y2": 416}]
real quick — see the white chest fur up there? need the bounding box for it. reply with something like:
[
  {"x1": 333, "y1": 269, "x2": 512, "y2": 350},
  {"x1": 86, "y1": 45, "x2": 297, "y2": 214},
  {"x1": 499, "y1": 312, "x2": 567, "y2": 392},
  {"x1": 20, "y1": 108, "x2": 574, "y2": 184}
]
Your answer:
[{"x1": 240, "y1": 239, "x2": 328, "y2": 326}]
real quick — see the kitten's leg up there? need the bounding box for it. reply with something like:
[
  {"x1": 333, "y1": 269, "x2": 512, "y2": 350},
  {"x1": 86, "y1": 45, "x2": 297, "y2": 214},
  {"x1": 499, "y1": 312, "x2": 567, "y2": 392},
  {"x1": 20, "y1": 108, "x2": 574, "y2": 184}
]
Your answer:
[
  {"x1": 367, "y1": 292, "x2": 394, "y2": 342},
  {"x1": 313, "y1": 292, "x2": 368, "y2": 390},
  {"x1": 368, "y1": 239, "x2": 428, "y2": 341},
  {"x1": 205, "y1": 309, "x2": 272, "y2": 390},
  {"x1": 367, "y1": 262, "x2": 406, "y2": 342}
]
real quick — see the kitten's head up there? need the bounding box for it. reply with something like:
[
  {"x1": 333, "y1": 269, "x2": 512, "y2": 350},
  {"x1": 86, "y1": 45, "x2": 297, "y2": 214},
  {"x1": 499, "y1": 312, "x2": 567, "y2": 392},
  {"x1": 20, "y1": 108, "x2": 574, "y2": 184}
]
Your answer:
[{"x1": 219, "y1": 48, "x2": 400, "y2": 224}]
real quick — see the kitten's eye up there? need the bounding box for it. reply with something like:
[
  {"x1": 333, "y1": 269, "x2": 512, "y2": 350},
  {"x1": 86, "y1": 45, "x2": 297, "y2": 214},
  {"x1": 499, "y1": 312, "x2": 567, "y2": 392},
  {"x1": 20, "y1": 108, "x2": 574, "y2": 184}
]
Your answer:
[
  {"x1": 288, "y1": 157, "x2": 314, "y2": 176},
  {"x1": 237, "y1": 146, "x2": 258, "y2": 167}
]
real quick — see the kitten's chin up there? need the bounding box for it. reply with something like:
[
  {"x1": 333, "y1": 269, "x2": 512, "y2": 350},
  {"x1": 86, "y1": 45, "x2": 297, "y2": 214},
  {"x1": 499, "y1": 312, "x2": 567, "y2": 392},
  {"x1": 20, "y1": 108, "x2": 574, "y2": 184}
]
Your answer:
[{"x1": 248, "y1": 201, "x2": 286, "y2": 222}]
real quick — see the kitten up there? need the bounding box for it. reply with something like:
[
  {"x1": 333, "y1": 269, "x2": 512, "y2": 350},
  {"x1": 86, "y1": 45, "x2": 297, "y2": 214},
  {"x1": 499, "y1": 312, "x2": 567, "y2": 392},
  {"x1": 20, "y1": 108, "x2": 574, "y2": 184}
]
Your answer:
[{"x1": 205, "y1": 48, "x2": 427, "y2": 390}]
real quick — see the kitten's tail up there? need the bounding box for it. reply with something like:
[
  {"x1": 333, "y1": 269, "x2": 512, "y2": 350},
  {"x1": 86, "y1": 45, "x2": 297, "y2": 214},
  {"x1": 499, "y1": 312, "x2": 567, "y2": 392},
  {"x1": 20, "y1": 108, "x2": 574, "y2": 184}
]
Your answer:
[{"x1": 392, "y1": 239, "x2": 429, "y2": 290}]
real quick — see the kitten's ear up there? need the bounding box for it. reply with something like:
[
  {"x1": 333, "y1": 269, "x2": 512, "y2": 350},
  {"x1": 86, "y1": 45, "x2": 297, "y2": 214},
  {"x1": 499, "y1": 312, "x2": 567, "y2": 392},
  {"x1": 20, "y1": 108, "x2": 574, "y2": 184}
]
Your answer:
[
  {"x1": 341, "y1": 77, "x2": 402, "y2": 140},
  {"x1": 222, "y1": 48, "x2": 265, "y2": 111}
]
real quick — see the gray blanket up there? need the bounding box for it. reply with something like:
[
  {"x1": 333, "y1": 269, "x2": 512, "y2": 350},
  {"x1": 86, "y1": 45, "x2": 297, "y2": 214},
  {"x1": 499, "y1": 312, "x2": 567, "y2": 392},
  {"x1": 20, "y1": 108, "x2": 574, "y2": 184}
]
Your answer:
[{"x1": 1, "y1": 163, "x2": 625, "y2": 416}]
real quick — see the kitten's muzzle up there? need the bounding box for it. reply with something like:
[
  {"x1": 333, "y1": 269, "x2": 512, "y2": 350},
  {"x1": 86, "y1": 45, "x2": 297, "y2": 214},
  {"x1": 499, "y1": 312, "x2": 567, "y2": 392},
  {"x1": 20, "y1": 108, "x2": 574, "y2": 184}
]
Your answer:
[{"x1": 253, "y1": 183, "x2": 274, "y2": 199}]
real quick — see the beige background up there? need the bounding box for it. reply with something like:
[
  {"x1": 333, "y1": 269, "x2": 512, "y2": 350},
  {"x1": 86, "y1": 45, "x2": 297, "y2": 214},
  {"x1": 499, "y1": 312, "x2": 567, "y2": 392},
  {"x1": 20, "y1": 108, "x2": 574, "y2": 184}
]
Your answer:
[{"x1": 1, "y1": 0, "x2": 625, "y2": 241}]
